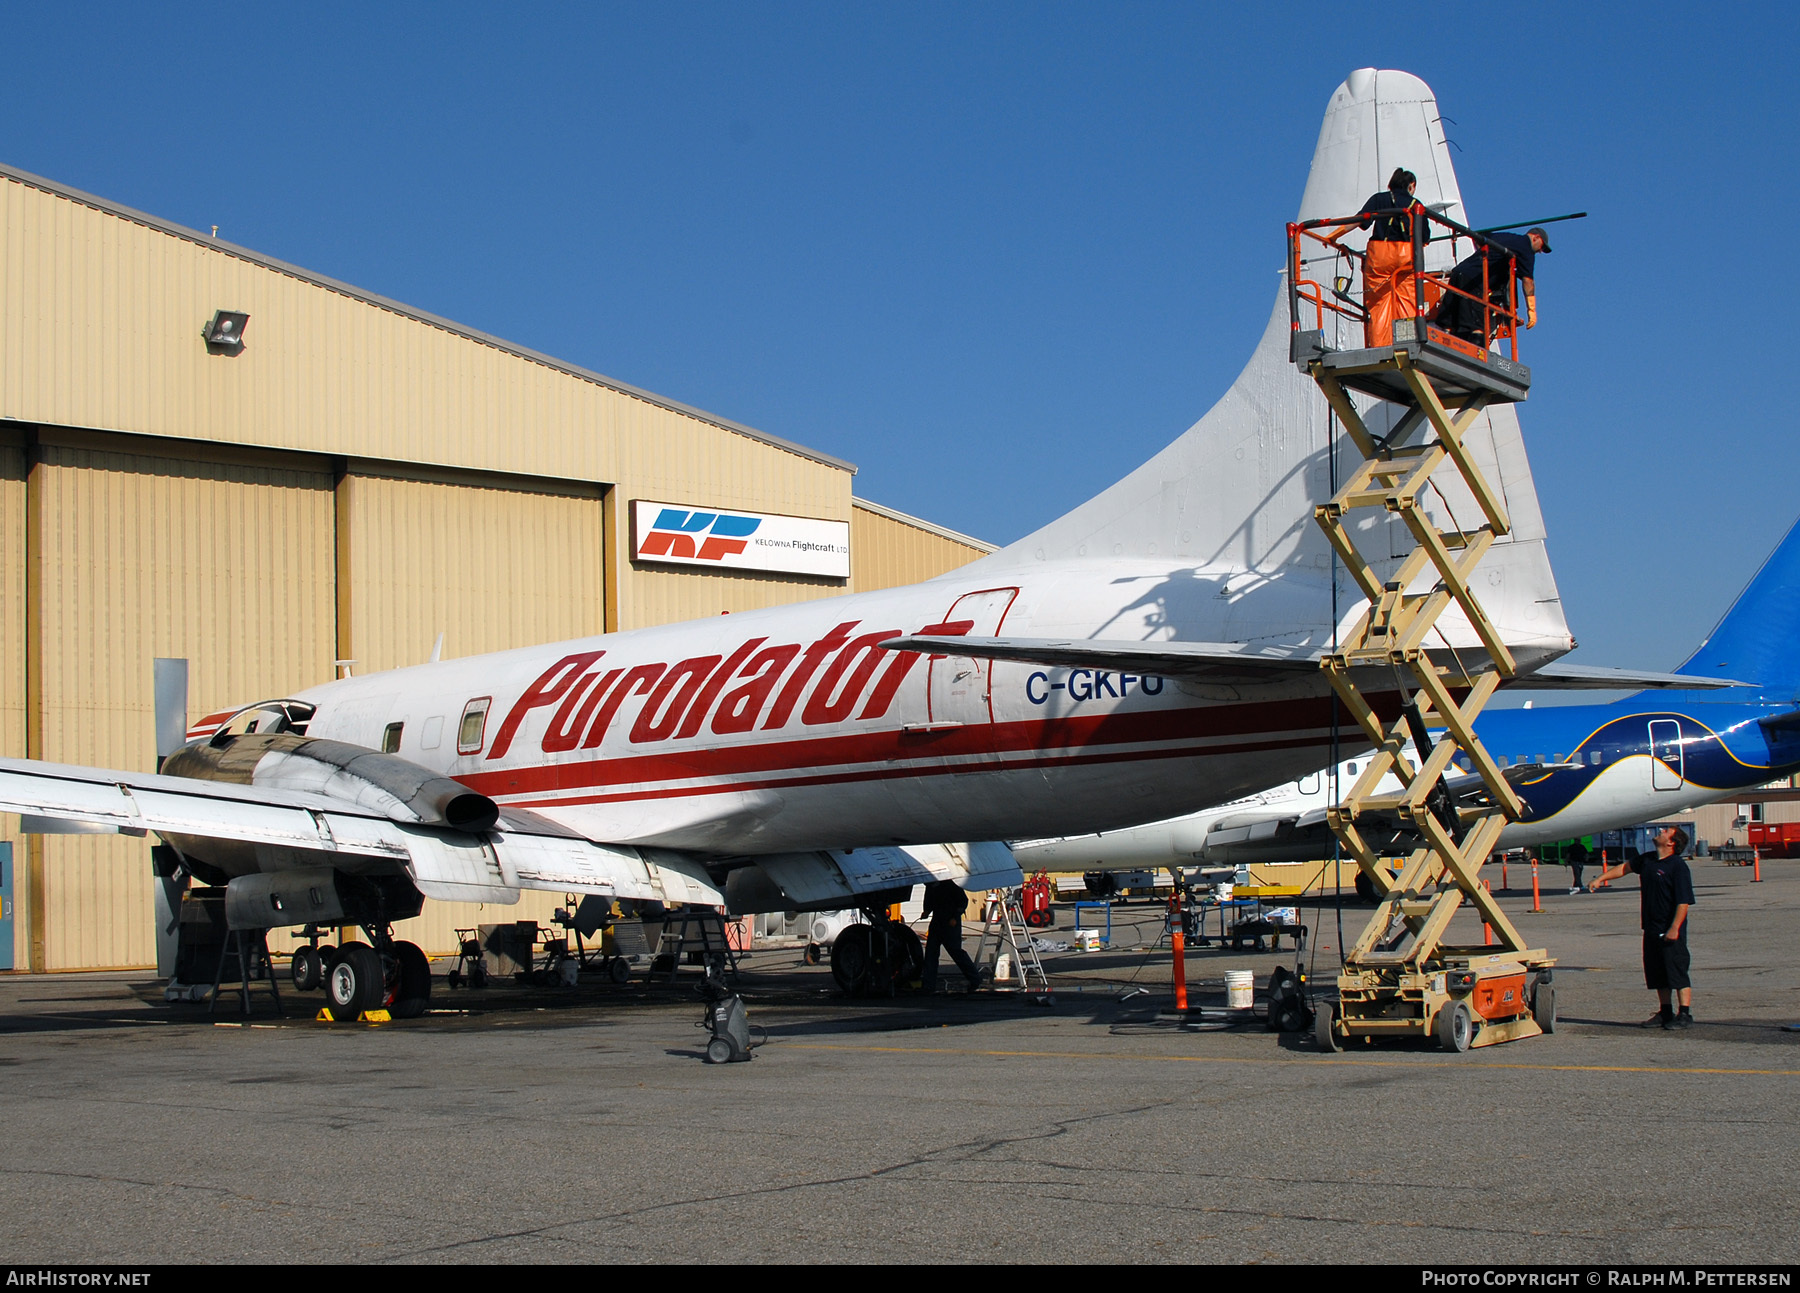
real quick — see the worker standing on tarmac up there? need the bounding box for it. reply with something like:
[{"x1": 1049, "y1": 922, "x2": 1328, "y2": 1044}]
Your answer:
[
  {"x1": 1435, "y1": 226, "x2": 1551, "y2": 344},
  {"x1": 1325, "y1": 168, "x2": 1419, "y2": 347},
  {"x1": 919, "y1": 879, "x2": 982, "y2": 994},
  {"x1": 1587, "y1": 826, "x2": 1696, "y2": 1030}
]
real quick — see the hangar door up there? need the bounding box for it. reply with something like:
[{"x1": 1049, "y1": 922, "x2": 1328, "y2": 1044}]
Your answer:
[
  {"x1": 31, "y1": 436, "x2": 338, "y2": 970},
  {"x1": 333, "y1": 468, "x2": 606, "y2": 954}
]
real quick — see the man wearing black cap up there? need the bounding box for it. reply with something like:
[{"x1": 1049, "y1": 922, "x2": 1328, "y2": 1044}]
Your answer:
[
  {"x1": 1435, "y1": 226, "x2": 1552, "y2": 344},
  {"x1": 1588, "y1": 825, "x2": 1696, "y2": 1030}
]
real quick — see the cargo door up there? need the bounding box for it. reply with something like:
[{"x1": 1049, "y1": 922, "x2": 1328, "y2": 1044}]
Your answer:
[
  {"x1": 926, "y1": 588, "x2": 1018, "y2": 726},
  {"x1": 1649, "y1": 720, "x2": 1683, "y2": 791}
]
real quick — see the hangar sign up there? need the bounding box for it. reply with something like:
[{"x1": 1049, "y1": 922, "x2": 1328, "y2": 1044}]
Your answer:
[{"x1": 630, "y1": 500, "x2": 850, "y2": 578}]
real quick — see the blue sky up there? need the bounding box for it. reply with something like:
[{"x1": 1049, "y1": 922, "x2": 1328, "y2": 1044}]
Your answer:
[{"x1": 5, "y1": 4, "x2": 1796, "y2": 684}]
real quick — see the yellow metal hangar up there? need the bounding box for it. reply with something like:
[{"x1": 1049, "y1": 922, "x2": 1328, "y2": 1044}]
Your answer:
[{"x1": 0, "y1": 161, "x2": 992, "y2": 973}]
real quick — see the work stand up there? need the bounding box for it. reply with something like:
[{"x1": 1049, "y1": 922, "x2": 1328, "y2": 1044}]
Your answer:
[
  {"x1": 648, "y1": 907, "x2": 740, "y2": 986},
  {"x1": 208, "y1": 928, "x2": 284, "y2": 1019},
  {"x1": 1288, "y1": 214, "x2": 1557, "y2": 1050}
]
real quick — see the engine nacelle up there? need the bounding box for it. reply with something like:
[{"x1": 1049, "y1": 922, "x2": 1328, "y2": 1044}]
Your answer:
[
  {"x1": 224, "y1": 867, "x2": 424, "y2": 930},
  {"x1": 163, "y1": 730, "x2": 498, "y2": 832}
]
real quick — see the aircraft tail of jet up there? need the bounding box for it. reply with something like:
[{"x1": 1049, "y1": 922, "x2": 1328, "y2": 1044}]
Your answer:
[
  {"x1": 1671, "y1": 515, "x2": 1800, "y2": 704},
  {"x1": 972, "y1": 69, "x2": 1571, "y2": 659}
]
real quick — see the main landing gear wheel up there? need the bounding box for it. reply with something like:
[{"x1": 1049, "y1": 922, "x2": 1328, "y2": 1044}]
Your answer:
[
  {"x1": 290, "y1": 946, "x2": 322, "y2": 992},
  {"x1": 1436, "y1": 1000, "x2": 1474, "y2": 1053},
  {"x1": 830, "y1": 925, "x2": 874, "y2": 997},
  {"x1": 325, "y1": 942, "x2": 385, "y2": 1020},
  {"x1": 391, "y1": 941, "x2": 431, "y2": 1019},
  {"x1": 1314, "y1": 1004, "x2": 1342, "y2": 1052}
]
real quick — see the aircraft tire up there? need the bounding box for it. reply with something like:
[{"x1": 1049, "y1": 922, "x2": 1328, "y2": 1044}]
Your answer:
[
  {"x1": 830, "y1": 925, "x2": 874, "y2": 997},
  {"x1": 391, "y1": 941, "x2": 431, "y2": 1019},
  {"x1": 324, "y1": 942, "x2": 384, "y2": 1020},
  {"x1": 290, "y1": 946, "x2": 321, "y2": 993},
  {"x1": 887, "y1": 923, "x2": 924, "y2": 990}
]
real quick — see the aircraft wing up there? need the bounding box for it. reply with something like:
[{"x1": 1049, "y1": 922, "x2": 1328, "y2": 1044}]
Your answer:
[
  {"x1": 1501, "y1": 663, "x2": 1747, "y2": 690},
  {"x1": 882, "y1": 636, "x2": 1747, "y2": 691},
  {"x1": 0, "y1": 757, "x2": 1016, "y2": 911}
]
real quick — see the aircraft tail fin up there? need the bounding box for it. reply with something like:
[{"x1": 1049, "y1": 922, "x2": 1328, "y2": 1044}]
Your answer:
[
  {"x1": 970, "y1": 69, "x2": 1571, "y2": 661},
  {"x1": 1672, "y1": 516, "x2": 1800, "y2": 703}
]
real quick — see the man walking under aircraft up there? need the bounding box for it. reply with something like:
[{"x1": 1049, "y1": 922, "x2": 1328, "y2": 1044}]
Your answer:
[
  {"x1": 919, "y1": 879, "x2": 982, "y2": 994},
  {"x1": 1588, "y1": 826, "x2": 1696, "y2": 1030}
]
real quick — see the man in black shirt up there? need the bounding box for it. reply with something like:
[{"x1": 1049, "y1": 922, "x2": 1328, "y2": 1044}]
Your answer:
[
  {"x1": 1324, "y1": 167, "x2": 1419, "y2": 348},
  {"x1": 920, "y1": 879, "x2": 982, "y2": 993},
  {"x1": 1434, "y1": 226, "x2": 1551, "y2": 345},
  {"x1": 1589, "y1": 826, "x2": 1696, "y2": 1029}
]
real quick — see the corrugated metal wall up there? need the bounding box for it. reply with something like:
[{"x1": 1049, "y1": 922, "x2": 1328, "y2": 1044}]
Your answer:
[
  {"x1": 0, "y1": 164, "x2": 997, "y2": 971},
  {"x1": 337, "y1": 470, "x2": 605, "y2": 674},
  {"x1": 850, "y1": 502, "x2": 991, "y2": 592},
  {"x1": 0, "y1": 173, "x2": 847, "y2": 524},
  {"x1": 0, "y1": 441, "x2": 26, "y2": 961},
  {"x1": 30, "y1": 434, "x2": 337, "y2": 969}
]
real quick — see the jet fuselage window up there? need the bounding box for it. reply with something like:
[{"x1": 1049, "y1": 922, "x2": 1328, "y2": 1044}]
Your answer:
[
  {"x1": 381, "y1": 722, "x2": 403, "y2": 754},
  {"x1": 1590, "y1": 750, "x2": 1603, "y2": 764},
  {"x1": 458, "y1": 698, "x2": 493, "y2": 755}
]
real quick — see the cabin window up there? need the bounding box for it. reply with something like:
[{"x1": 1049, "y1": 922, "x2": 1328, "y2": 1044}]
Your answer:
[
  {"x1": 381, "y1": 722, "x2": 403, "y2": 754},
  {"x1": 1345, "y1": 762, "x2": 1359, "y2": 776},
  {"x1": 458, "y1": 697, "x2": 492, "y2": 755},
  {"x1": 421, "y1": 715, "x2": 444, "y2": 751},
  {"x1": 1590, "y1": 750, "x2": 1603, "y2": 764}
]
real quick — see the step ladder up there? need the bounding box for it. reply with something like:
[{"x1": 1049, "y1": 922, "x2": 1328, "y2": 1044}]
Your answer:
[
  {"x1": 973, "y1": 892, "x2": 1051, "y2": 1000},
  {"x1": 1291, "y1": 257, "x2": 1555, "y2": 1050},
  {"x1": 648, "y1": 906, "x2": 740, "y2": 985}
]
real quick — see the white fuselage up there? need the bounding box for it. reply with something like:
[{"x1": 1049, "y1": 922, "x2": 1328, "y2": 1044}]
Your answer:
[{"x1": 189, "y1": 560, "x2": 1557, "y2": 858}]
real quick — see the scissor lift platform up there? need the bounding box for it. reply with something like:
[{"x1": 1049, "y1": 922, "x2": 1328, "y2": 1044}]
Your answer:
[
  {"x1": 1291, "y1": 323, "x2": 1532, "y2": 407},
  {"x1": 1287, "y1": 202, "x2": 1555, "y2": 1053}
]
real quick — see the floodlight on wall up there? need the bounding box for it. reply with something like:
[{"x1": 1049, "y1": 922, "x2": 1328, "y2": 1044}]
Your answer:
[{"x1": 202, "y1": 310, "x2": 249, "y2": 354}]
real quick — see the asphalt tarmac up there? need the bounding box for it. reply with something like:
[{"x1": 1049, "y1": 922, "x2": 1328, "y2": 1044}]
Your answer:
[{"x1": 2, "y1": 859, "x2": 1796, "y2": 1265}]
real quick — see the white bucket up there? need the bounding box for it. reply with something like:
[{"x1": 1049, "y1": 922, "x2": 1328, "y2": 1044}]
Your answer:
[
  {"x1": 1216, "y1": 882, "x2": 1234, "y2": 904},
  {"x1": 994, "y1": 952, "x2": 1014, "y2": 982},
  {"x1": 1225, "y1": 969, "x2": 1255, "y2": 1010}
]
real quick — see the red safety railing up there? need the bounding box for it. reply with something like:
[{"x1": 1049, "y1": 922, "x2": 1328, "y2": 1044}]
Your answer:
[{"x1": 1287, "y1": 203, "x2": 1527, "y2": 363}]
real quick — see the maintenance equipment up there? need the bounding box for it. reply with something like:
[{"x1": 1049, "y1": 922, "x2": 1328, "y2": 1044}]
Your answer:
[
  {"x1": 697, "y1": 972, "x2": 759, "y2": 1064},
  {"x1": 1288, "y1": 202, "x2": 1555, "y2": 1052},
  {"x1": 973, "y1": 888, "x2": 1052, "y2": 1002}
]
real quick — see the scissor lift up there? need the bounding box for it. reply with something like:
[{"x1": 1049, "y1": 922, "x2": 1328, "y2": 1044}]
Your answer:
[{"x1": 1287, "y1": 206, "x2": 1555, "y2": 1052}]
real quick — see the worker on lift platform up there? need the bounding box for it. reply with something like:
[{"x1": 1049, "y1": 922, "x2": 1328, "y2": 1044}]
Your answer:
[
  {"x1": 1435, "y1": 226, "x2": 1551, "y2": 344},
  {"x1": 1325, "y1": 167, "x2": 1419, "y2": 347}
]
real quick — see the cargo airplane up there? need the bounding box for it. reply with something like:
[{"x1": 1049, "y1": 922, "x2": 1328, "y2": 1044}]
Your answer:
[
  {"x1": 1018, "y1": 517, "x2": 1800, "y2": 881},
  {"x1": 0, "y1": 69, "x2": 1716, "y2": 1017}
]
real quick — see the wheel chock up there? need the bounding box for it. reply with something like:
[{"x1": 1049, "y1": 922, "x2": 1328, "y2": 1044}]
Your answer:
[
  {"x1": 315, "y1": 1008, "x2": 333, "y2": 1023},
  {"x1": 359, "y1": 1009, "x2": 392, "y2": 1025}
]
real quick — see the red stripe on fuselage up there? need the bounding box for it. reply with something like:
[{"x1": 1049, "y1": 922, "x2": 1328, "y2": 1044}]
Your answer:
[
  {"x1": 502, "y1": 729, "x2": 1330, "y2": 809},
  {"x1": 457, "y1": 692, "x2": 1389, "y2": 799}
]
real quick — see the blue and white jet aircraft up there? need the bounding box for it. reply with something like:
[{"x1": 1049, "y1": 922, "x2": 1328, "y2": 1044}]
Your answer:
[{"x1": 1016, "y1": 516, "x2": 1800, "y2": 874}]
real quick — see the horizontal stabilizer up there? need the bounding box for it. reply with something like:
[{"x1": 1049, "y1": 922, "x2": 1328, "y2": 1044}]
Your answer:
[
  {"x1": 1503, "y1": 664, "x2": 1748, "y2": 691},
  {"x1": 882, "y1": 635, "x2": 1317, "y2": 682}
]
